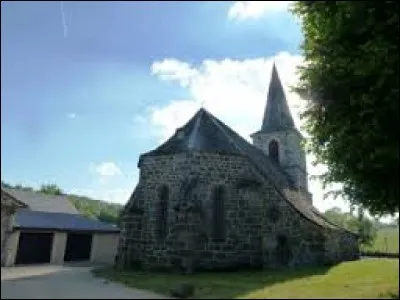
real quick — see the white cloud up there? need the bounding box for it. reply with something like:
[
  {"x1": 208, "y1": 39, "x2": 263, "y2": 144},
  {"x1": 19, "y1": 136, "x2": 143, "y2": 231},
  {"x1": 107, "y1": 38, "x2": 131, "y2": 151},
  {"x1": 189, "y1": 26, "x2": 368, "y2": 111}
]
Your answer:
[
  {"x1": 228, "y1": 1, "x2": 293, "y2": 21},
  {"x1": 92, "y1": 162, "x2": 123, "y2": 177},
  {"x1": 149, "y1": 100, "x2": 199, "y2": 142},
  {"x1": 144, "y1": 51, "x2": 352, "y2": 213},
  {"x1": 70, "y1": 187, "x2": 132, "y2": 205},
  {"x1": 67, "y1": 113, "x2": 76, "y2": 119},
  {"x1": 151, "y1": 59, "x2": 198, "y2": 88},
  {"x1": 150, "y1": 52, "x2": 304, "y2": 142}
]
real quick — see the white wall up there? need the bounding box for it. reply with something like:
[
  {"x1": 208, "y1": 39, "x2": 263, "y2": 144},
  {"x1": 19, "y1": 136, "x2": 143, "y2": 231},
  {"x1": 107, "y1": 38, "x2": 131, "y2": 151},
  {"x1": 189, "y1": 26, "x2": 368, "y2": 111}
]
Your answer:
[
  {"x1": 51, "y1": 232, "x2": 67, "y2": 264},
  {"x1": 3, "y1": 230, "x2": 20, "y2": 267},
  {"x1": 90, "y1": 233, "x2": 119, "y2": 266}
]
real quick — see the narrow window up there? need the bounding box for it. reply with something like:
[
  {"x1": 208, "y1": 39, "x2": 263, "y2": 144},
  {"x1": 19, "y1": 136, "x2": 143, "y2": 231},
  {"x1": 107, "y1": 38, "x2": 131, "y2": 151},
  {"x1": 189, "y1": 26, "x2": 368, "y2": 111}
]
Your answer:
[
  {"x1": 276, "y1": 235, "x2": 292, "y2": 266},
  {"x1": 212, "y1": 185, "x2": 225, "y2": 241},
  {"x1": 157, "y1": 185, "x2": 169, "y2": 241},
  {"x1": 268, "y1": 140, "x2": 279, "y2": 164}
]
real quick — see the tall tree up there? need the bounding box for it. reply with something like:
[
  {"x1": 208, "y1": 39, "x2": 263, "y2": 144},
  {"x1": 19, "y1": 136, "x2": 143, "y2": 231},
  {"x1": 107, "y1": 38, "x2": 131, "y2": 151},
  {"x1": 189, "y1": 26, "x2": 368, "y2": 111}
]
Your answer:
[{"x1": 291, "y1": 1, "x2": 399, "y2": 215}]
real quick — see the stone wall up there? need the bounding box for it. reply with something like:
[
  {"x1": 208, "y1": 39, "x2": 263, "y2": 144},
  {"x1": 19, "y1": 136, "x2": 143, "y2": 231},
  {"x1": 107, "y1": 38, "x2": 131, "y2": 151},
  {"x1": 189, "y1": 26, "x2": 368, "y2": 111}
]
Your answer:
[
  {"x1": 118, "y1": 152, "x2": 263, "y2": 271},
  {"x1": 117, "y1": 152, "x2": 359, "y2": 272},
  {"x1": 251, "y1": 129, "x2": 308, "y2": 192}
]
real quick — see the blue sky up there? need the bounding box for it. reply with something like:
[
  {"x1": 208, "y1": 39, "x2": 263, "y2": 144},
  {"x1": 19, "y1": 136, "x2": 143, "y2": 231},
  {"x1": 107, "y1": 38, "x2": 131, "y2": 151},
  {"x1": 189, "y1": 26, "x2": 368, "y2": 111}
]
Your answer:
[{"x1": 2, "y1": 1, "x2": 353, "y2": 214}]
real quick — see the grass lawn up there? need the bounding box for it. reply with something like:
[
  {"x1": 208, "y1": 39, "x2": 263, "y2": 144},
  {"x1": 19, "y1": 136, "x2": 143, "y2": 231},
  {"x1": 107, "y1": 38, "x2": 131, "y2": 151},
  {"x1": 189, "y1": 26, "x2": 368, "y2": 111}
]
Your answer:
[
  {"x1": 362, "y1": 227, "x2": 399, "y2": 254},
  {"x1": 93, "y1": 258, "x2": 399, "y2": 299}
]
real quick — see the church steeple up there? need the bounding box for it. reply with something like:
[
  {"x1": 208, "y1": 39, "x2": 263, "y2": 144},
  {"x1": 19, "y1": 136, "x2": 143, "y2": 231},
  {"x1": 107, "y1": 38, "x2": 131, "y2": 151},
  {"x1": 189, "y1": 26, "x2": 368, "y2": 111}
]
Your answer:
[
  {"x1": 251, "y1": 63, "x2": 310, "y2": 195},
  {"x1": 261, "y1": 63, "x2": 295, "y2": 133}
]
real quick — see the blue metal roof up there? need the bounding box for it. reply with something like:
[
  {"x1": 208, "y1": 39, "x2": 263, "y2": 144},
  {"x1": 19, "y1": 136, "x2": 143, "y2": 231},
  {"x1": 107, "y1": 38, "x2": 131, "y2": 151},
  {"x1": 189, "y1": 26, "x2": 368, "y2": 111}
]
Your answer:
[{"x1": 14, "y1": 209, "x2": 120, "y2": 233}]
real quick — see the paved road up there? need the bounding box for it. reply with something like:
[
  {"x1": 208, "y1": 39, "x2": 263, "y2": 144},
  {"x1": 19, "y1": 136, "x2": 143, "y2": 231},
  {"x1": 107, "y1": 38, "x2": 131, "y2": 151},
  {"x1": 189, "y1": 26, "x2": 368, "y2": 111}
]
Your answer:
[{"x1": 1, "y1": 265, "x2": 170, "y2": 299}]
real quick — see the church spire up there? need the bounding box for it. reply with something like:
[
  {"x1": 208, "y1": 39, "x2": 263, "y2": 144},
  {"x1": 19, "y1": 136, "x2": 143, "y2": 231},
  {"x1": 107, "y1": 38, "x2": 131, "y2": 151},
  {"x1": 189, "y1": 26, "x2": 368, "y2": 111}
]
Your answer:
[{"x1": 260, "y1": 63, "x2": 295, "y2": 132}]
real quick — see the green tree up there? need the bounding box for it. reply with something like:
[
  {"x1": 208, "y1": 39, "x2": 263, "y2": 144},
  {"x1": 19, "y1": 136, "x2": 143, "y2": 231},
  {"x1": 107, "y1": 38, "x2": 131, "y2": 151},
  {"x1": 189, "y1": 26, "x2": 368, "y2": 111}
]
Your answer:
[
  {"x1": 324, "y1": 206, "x2": 377, "y2": 246},
  {"x1": 39, "y1": 184, "x2": 64, "y2": 195},
  {"x1": 324, "y1": 207, "x2": 346, "y2": 227},
  {"x1": 291, "y1": 1, "x2": 399, "y2": 216},
  {"x1": 98, "y1": 209, "x2": 119, "y2": 225}
]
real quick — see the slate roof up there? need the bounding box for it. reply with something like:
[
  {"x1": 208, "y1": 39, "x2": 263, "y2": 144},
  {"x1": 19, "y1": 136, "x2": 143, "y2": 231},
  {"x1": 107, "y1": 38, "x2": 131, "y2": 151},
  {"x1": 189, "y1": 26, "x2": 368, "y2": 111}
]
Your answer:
[
  {"x1": 14, "y1": 209, "x2": 120, "y2": 233},
  {"x1": 140, "y1": 108, "x2": 356, "y2": 235},
  {"x1": 143, "y1": 109, "x2": 241, "y2": 156},
  {"x1": 1, "y1": 187, "x2": 79, "y2": 214},
  {"x1": 259, "y1": 63, "x2": 296, "y2": 133},
  {"x1": 142, "y1": 108, "x2": 292, "y2": 187}
]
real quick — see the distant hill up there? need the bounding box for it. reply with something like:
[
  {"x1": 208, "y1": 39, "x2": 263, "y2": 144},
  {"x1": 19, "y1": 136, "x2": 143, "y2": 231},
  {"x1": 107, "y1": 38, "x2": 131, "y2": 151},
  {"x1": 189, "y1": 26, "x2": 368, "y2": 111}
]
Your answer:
[
  {"x1": 1, "y1": 181, "x2": 124, "y2": 225},
  {"x1": 67, "y1": 194, "x2": 123, "y2": 225}
]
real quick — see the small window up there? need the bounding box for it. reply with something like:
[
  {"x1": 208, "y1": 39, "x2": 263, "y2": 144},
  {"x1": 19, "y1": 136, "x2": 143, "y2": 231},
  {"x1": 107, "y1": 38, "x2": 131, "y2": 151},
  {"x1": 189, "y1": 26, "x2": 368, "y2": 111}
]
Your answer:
[
  {"x1": 212, "y1": 185, "x2": 225, "y2": 241},
  {"x1": 269, "y1": 140, "x2": 279, "y2": 164},
  {"x1": 157, "y1": 185, "x2": 169, "y2": 241}
]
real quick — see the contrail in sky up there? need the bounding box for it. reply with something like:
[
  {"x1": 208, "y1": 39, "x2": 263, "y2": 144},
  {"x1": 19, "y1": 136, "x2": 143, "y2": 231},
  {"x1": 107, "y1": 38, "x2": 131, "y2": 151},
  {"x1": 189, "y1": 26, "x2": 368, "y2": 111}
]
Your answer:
[{"x1": 60, "y1": 1, "x2": 68, "y2": 38}]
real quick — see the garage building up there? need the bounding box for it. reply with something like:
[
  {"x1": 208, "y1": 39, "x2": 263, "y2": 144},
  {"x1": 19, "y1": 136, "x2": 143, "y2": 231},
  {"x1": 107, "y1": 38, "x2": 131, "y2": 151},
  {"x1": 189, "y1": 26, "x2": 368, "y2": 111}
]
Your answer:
[{"x1": 1, "y1": 188, "x2": 120, "y2": 267}]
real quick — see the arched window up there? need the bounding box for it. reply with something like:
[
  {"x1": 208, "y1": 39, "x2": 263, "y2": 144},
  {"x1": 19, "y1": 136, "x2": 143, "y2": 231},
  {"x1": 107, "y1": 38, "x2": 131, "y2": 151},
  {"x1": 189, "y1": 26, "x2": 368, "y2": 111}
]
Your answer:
[
  {"x1": 212, "y1": 185, "x2": 225, "y2": 241},
  {"x1": 268, "y1": 140, "x2": 279, "y2": 164},
  {"x1": 157, "y1": 185, "x2": 169, "y2": 241},
  {"x1": 276, "y1": 235, "x2": 292, "y2": 265}
]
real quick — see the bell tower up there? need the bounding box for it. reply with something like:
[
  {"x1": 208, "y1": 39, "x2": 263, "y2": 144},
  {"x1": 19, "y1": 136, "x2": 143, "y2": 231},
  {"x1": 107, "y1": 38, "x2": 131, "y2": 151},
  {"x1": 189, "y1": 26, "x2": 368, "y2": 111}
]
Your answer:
[{"x1": 251, "y1": 63, "x2": 308, "y2": 192}]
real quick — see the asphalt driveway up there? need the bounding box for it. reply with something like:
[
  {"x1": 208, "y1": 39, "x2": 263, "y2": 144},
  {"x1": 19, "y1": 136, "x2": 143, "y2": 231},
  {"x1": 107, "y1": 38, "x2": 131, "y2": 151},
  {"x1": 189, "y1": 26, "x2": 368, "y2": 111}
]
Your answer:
[{"x1": 1, "y1": 265, "x2": 169, "y2": 299}]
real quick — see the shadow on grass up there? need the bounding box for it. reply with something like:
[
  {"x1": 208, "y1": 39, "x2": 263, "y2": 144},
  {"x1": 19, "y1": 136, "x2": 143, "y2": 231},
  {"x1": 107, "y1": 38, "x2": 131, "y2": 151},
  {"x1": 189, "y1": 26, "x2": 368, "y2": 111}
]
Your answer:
[
  {"x1": 387, "y1": 291, "x2": 399, "y2": 299},
  {"x1": 92, "y1": 264, "x2": 334, "y2": 299}
]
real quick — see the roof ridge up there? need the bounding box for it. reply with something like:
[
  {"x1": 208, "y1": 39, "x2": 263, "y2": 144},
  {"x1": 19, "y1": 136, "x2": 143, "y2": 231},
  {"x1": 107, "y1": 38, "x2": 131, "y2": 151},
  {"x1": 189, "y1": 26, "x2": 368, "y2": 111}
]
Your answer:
[
  {"x1": 311, "y1": 207, "x2": 359, "y2": 236},
  {"x1": 188, "y1": 109, "x2": 204, "y2": 149},
  {"x1": 203, "y1": 109, "x2": 246, "y2": 155}
]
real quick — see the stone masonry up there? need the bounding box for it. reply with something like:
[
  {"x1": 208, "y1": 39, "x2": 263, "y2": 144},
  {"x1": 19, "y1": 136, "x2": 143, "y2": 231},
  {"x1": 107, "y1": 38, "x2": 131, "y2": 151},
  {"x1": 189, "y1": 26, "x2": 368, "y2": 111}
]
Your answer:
[
  {"x1": 116, "y1": 64, "x2": 359, "y2": 272},
  {"x1": 117, "y1": 152, "x2": 358, "y2": 271},
  {"x1": 251, "y1": 129, "x2": 309, "y2": 193}
]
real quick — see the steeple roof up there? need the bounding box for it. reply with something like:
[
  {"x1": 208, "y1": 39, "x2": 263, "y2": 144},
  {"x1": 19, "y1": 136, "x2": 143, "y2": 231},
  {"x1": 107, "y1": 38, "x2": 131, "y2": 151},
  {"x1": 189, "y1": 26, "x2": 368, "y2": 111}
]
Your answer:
[{"x1": 260, "y1": 63, "x2": 295, "y2": 133}]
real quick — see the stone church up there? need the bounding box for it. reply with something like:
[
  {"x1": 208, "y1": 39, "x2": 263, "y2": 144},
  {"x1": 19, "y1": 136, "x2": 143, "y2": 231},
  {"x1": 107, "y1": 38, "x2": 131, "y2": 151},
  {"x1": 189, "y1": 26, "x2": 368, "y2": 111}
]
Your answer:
[{"x1": 117, "y1": 64, "x2": 359, "y2": 272}]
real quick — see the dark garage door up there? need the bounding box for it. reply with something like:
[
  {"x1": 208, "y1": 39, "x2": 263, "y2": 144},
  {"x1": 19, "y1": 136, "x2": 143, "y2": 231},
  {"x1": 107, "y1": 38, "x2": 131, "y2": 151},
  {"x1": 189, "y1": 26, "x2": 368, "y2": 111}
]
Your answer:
[
  {"x1": 15, "y1": 232, "x2": 54, "y2": 265},
  {"x1": 64, "y1": 233, "x2": 93, "y2": 262}
]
